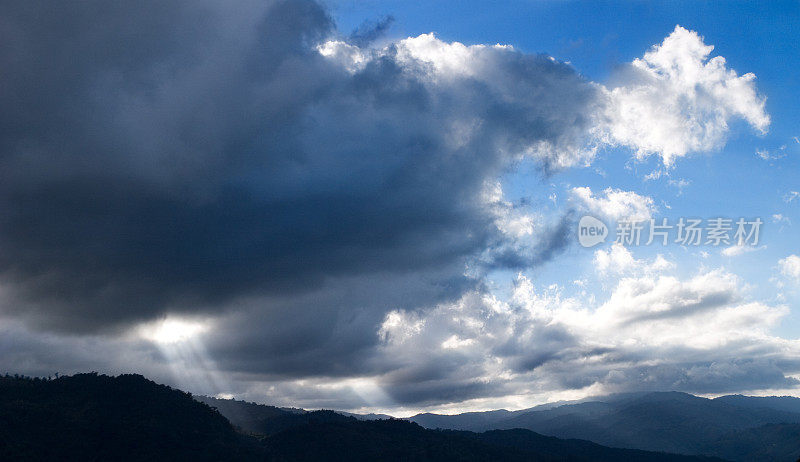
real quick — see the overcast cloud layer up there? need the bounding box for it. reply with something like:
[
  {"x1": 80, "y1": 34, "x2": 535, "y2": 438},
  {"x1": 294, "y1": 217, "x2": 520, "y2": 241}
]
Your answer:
[{"x1": 0, "y1": 0, "x2": 790, "y2": 413}]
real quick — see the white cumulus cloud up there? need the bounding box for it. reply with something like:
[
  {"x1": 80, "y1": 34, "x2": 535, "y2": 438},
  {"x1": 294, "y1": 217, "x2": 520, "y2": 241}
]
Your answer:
[
  {"x1": 599, "y1": 26, "x2": 769, "y2": 166},
  {"x1": 374, "y1": 255, "x2": 797, "y2": 410},
  {"x1": 323, "y1": 26, "x2": 769, "y2": 170}
]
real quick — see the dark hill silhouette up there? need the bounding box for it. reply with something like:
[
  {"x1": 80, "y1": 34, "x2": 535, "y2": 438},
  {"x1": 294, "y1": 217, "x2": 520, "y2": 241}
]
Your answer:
[
  {"x1": 196, "y1": 395, "x2": 310, "y2": 435},
  {"x1": 0, "y1": 373, "x2": 261, "y2": 461},
  {"x1": 0, "y1": 373, "x2": 727, "y2": 461},
  {"x1": 261, "y1": 415, "x2": 724, "y2": 461},
  {"x1": 704, "y1": 423, "x2": 800, "y2": 462}
]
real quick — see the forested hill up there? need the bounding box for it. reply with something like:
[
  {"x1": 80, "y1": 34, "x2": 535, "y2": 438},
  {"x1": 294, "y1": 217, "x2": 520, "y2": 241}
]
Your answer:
[{"x1": 0, "y1": 373, "x2": 260, "y2": 460}]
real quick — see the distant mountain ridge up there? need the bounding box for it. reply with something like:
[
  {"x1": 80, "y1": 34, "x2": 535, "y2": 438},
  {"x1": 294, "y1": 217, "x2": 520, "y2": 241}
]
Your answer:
[
  {"x1": 200, "y1": 389, "x2": 800, "y2": 461},
  {"x1": 408, "y1": 391, "x2": 800, "y2": 461}
]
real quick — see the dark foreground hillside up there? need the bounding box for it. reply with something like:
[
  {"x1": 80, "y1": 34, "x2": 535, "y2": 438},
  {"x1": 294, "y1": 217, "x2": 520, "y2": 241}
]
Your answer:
[
  {"x1": 261, "y1": 418, "x2": 724, "y2": 462},
  {"x1": 0, "y1": 373, "x2": 724, "y2": 461},
  {"x1": 0, "y1": 373, "x2": 261, "y2": 461}
]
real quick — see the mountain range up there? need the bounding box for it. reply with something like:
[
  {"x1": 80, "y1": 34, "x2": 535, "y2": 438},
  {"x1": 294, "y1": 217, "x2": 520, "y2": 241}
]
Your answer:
[
  {"x1": 1, "y1": 373, "x2": 732, "y2": 461},
  {"x1": 200, "y1": 389, "x2": 800, "y2": 461},
  {"x1": 199, "y1": 389, "x2": 800, "y2": 461},
  {"x1": 407, "y1": 391, "x2": 800, "y2": 461}
]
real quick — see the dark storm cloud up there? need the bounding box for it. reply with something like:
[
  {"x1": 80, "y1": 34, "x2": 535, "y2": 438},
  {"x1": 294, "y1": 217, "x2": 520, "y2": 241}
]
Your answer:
[
  {"x1": 483, "y1": 211, "x2": 574, "y2": 270},
  {"x1": 204, "y1": 268, "x2": 476, "y2": 378},
  {"x1": 597, "y1": 358, "x2": 800, "y2": 394},
  {"x1": 348, "y1": 15, "x2": 395, "y2": 47},
  {"x1": 0, "y1": 0, "x2": 598, "y2": 332}
]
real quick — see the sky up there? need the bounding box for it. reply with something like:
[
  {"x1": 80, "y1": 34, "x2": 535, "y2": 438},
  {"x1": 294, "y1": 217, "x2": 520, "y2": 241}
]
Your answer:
[{"x1": 0, "y1": 0, "x2": 798, "y2": 416}]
